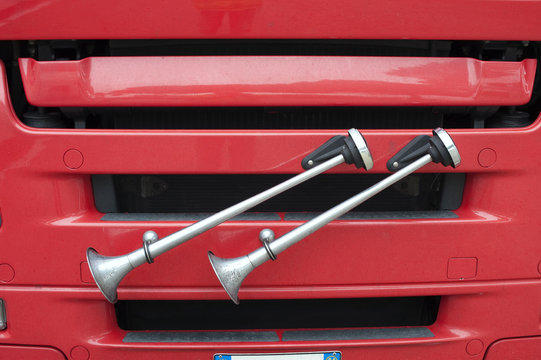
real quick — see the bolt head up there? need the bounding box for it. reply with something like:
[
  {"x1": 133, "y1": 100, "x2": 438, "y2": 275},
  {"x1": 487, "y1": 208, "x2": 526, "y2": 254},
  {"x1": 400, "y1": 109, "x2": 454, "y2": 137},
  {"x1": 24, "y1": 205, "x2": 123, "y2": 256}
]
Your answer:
[
  {"x1": 143, "y1": 230, "x2": 159, "y2": 244},
  {"x1": 392, "y1": 161, "x2": 399, "y2": 168},
  {"x1": 307, "y1": 160, "x2": 314, "y2": 166},
  {"x1": 259, "y1": 228, "x2": 275, "y2": 243}
]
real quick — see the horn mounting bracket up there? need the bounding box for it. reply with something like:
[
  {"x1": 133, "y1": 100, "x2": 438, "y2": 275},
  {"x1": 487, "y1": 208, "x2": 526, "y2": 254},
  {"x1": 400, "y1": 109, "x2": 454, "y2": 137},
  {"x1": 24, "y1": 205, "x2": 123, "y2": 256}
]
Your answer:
[
  {"x1": 387, "y1": 129, "x2": 460, "y2": 172},
  {"x1": 302, "y1": 131, "x2": 368, "y2": 170}
]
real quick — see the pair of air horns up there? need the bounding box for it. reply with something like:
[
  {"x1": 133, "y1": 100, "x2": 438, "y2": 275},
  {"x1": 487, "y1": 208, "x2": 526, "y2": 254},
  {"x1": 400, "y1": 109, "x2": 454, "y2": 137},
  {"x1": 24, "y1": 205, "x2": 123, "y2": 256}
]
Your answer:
[{"x1": 87, "y1": 128, "x2": 461, "y2": 304}]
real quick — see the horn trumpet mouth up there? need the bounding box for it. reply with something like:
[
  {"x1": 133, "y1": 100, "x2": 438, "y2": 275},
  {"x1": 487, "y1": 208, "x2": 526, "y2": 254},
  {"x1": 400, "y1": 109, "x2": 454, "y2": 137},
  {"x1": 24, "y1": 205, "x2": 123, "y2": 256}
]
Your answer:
[
  {"x1": 86, "y1": 248, "x2": 121, "y2": 304},
  {"x1": 209, "y1": 251, "x2": 256, "y2": 305},
  {"x1": 208, "y1": 251, "x2": 239, "y2": 305}
]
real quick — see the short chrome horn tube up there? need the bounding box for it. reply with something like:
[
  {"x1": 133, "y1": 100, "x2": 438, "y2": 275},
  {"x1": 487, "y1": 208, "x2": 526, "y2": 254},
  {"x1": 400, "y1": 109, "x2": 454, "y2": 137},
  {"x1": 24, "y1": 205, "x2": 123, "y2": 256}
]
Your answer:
[
  {"x1": 209, "y1": 128, "x2": 460, "y2": 304},
  {"x1": 87, "y1": 129, "x2": 373, "y2": 303}
]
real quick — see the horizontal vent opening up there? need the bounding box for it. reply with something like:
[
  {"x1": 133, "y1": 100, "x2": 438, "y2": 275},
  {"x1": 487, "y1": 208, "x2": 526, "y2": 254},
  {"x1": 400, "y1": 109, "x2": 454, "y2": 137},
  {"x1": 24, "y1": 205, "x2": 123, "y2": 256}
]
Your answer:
[
  {"x1": 29, "y1": 39, "x2": 531, "y2": 58},
  {"x1": 89, "y1": 106, "x2": 444, "y2": 130},
  {"x1": 93, "y1": 173, "x2": 465, "y2": 214},
  {"x1": 116, "y1": 297, "x2": 440, "y2": 331},
  {"x1": 108, "y1": 39, "x2": 453, "y2": 57},
  {"x1": 23, "y1": 105, "x2": 539, "y2": 130},
  {"x1": 87, "y1": 106, "x2": 453, "y2": 130}
]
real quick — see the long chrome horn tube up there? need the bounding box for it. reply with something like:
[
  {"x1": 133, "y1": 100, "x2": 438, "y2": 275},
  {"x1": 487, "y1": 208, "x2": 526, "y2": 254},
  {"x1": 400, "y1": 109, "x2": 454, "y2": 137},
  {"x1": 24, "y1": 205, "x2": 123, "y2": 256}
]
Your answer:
[
  {"x1": 209, "y1": 128, "x2": 461, "y2": 304},
  {"x1": 87, "y1": 129, "x2": 373, "y2": 303}
]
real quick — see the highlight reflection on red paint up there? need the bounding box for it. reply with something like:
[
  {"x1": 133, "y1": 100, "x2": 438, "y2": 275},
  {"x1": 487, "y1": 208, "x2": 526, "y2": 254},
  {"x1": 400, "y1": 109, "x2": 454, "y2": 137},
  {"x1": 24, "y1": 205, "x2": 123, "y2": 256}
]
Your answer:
[{"x1": 193, "y1": 0, "x2": 261, "y2": 34}]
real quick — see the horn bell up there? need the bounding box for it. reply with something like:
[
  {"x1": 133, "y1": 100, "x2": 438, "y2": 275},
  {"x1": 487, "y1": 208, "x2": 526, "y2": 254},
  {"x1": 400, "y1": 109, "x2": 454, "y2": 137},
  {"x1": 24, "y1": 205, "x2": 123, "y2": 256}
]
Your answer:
[
  {"x1": 208, "y1": 251, "x2": 255, "y2": 305},
  {"x1": 86, "y1": 248, "x2": 135, "y2": 304}
]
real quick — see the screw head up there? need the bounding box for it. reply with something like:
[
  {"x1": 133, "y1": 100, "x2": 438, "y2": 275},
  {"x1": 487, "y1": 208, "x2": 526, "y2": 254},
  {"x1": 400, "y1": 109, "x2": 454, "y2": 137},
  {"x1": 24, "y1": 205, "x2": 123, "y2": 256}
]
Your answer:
[
  {"x1": 142, "y1": 230, "x2": 159, "y2": 244},
  {"x1": 307, "y1": 160, "x2": 314, "y2": 166},
  {"x1": 392, "y1": 161, "x2": 399, "y2": 168}
]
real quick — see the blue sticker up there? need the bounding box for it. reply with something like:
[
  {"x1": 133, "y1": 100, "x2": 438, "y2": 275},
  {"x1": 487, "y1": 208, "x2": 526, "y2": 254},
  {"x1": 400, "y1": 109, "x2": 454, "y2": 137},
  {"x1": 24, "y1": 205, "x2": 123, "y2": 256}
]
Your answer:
[
  {"x1": 214, "y1": 356, "x2": 231, "y2": 360},
  {"x1": 324, "y1": 353, "x2": 341, "y2": 360}
]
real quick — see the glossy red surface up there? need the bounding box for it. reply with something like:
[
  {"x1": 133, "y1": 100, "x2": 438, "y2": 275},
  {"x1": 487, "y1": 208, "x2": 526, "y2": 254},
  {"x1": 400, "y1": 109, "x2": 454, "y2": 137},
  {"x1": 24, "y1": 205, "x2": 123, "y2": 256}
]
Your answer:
[
  {"x1": 2, "y1": 54, "x2": 541, "y2": 358},
  {"x1": 0, "y1": 0, "x2": 541, "y2": 40},
  {"x1": 19, "y1": 57, "x2": 537, "y2": 107}
]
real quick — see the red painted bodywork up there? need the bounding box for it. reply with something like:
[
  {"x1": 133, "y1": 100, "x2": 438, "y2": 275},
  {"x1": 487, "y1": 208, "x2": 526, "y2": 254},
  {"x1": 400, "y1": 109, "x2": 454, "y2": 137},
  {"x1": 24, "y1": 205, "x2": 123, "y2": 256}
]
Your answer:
[
  {"x1": 19, "y1": 57, "x2": 537, "y2": 107},
  {"x1": 0, "y1": 0, "x2": 541, "y2": 40},
  {"x1": 2, "y1": 52, "x2": 541, "y2": 358},
  {"x1": 2, "y1": 1, "x2": 541, "y2": 358}
]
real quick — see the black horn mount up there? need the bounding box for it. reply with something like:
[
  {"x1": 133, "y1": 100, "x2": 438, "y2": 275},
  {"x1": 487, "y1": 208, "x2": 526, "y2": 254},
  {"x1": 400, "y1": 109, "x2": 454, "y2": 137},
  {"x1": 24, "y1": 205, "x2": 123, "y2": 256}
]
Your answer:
[
  {"x1": 387, "y1": 128, "x2": 460, "y2": 171},
  {"x1": 302, "y1": 130, "x2": 370, "y2": 170}
]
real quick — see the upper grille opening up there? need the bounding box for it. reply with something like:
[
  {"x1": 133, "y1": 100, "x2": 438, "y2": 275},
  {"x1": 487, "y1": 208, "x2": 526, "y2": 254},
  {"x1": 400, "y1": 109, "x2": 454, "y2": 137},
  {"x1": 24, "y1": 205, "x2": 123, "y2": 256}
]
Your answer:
[
  {"x1": 24, "y1": 106, "x2": 538, "y2": 130},
  {"x1": 4, "y1": 39, "x2": 539, "y2": 129},
  {"x1": 108, "y1": 39, "x2": 453, "y2": 57},
  {"x1": 86, "y1": 106, "x2": 447, "y2": 130}
]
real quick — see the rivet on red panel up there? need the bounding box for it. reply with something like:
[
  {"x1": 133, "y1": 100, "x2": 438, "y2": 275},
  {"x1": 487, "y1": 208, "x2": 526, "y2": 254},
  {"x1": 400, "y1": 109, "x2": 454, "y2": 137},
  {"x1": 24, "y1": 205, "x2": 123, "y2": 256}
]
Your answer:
[
  {"x1": 0, "y1": 264, "x2": 14, "y2": 283},
  {"x1": 477, "y1": 148, "x2": 497, "y2": 168},
  {"x1": 466, "y1": 339, "x2": 484, "y2": 356},
  {"x1": 70, "y1": 345, "x2": 89, "y2": 360},
  {"x1": 63, "y1": 149, "x2": 84, "y2": 170}
]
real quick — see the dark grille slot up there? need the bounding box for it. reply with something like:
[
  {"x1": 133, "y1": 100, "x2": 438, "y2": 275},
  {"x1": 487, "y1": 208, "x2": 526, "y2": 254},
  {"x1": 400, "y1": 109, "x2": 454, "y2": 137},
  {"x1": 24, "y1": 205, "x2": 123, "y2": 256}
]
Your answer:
[
  {"x1": 89, "y1": 106, "x2": 445, "y2": 130},
  {"x1": 93, "y1": 173, "x2": 465, "y2": 214},
  {"x1": 108, "y1": 39, "x2": 451, "y2": 57},
  {"x1": 116, "y1": 297, "x2": 440, "y2": 331}
]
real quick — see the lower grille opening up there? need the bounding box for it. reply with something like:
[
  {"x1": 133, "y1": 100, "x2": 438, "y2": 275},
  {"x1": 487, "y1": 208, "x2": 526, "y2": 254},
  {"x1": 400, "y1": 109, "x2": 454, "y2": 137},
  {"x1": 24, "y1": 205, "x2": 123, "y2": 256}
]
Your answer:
[
  {"x1": 93, "y1": 173, "x2": 465, "y2": 214},
  {"x1": 116, "y1": 297, "x2": 440, "y2": 331}
]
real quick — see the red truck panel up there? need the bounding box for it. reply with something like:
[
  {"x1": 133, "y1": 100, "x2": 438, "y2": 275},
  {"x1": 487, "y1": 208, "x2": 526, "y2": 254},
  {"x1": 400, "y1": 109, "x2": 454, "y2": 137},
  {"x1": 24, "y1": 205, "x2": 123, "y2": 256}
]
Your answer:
[
  {"x1": 0, "y1": 0, "x2": 541, "y2": 40},
  {"x1": 2, "y1": 50, "x2": 541, "y2": 358},
  {"x1": 2, "y1": 2, "x2": 541, "y2": 356},
  {"x1": 19, "y1": 57, "x2": 537, "y2": 107},
  {"x1": 2, "y1": 282, "x2": 541, "y2": 359}
]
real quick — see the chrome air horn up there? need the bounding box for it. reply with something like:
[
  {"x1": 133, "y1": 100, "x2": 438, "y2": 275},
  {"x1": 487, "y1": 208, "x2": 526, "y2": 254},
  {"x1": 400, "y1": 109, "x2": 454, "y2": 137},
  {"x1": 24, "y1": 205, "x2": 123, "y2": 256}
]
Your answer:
[
  {"x1": 209, "y1": 128, "x2": 461, "y2": 304},
  {"x1": 87, "y1": 129, "x2": 373, "y2": 303}
]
